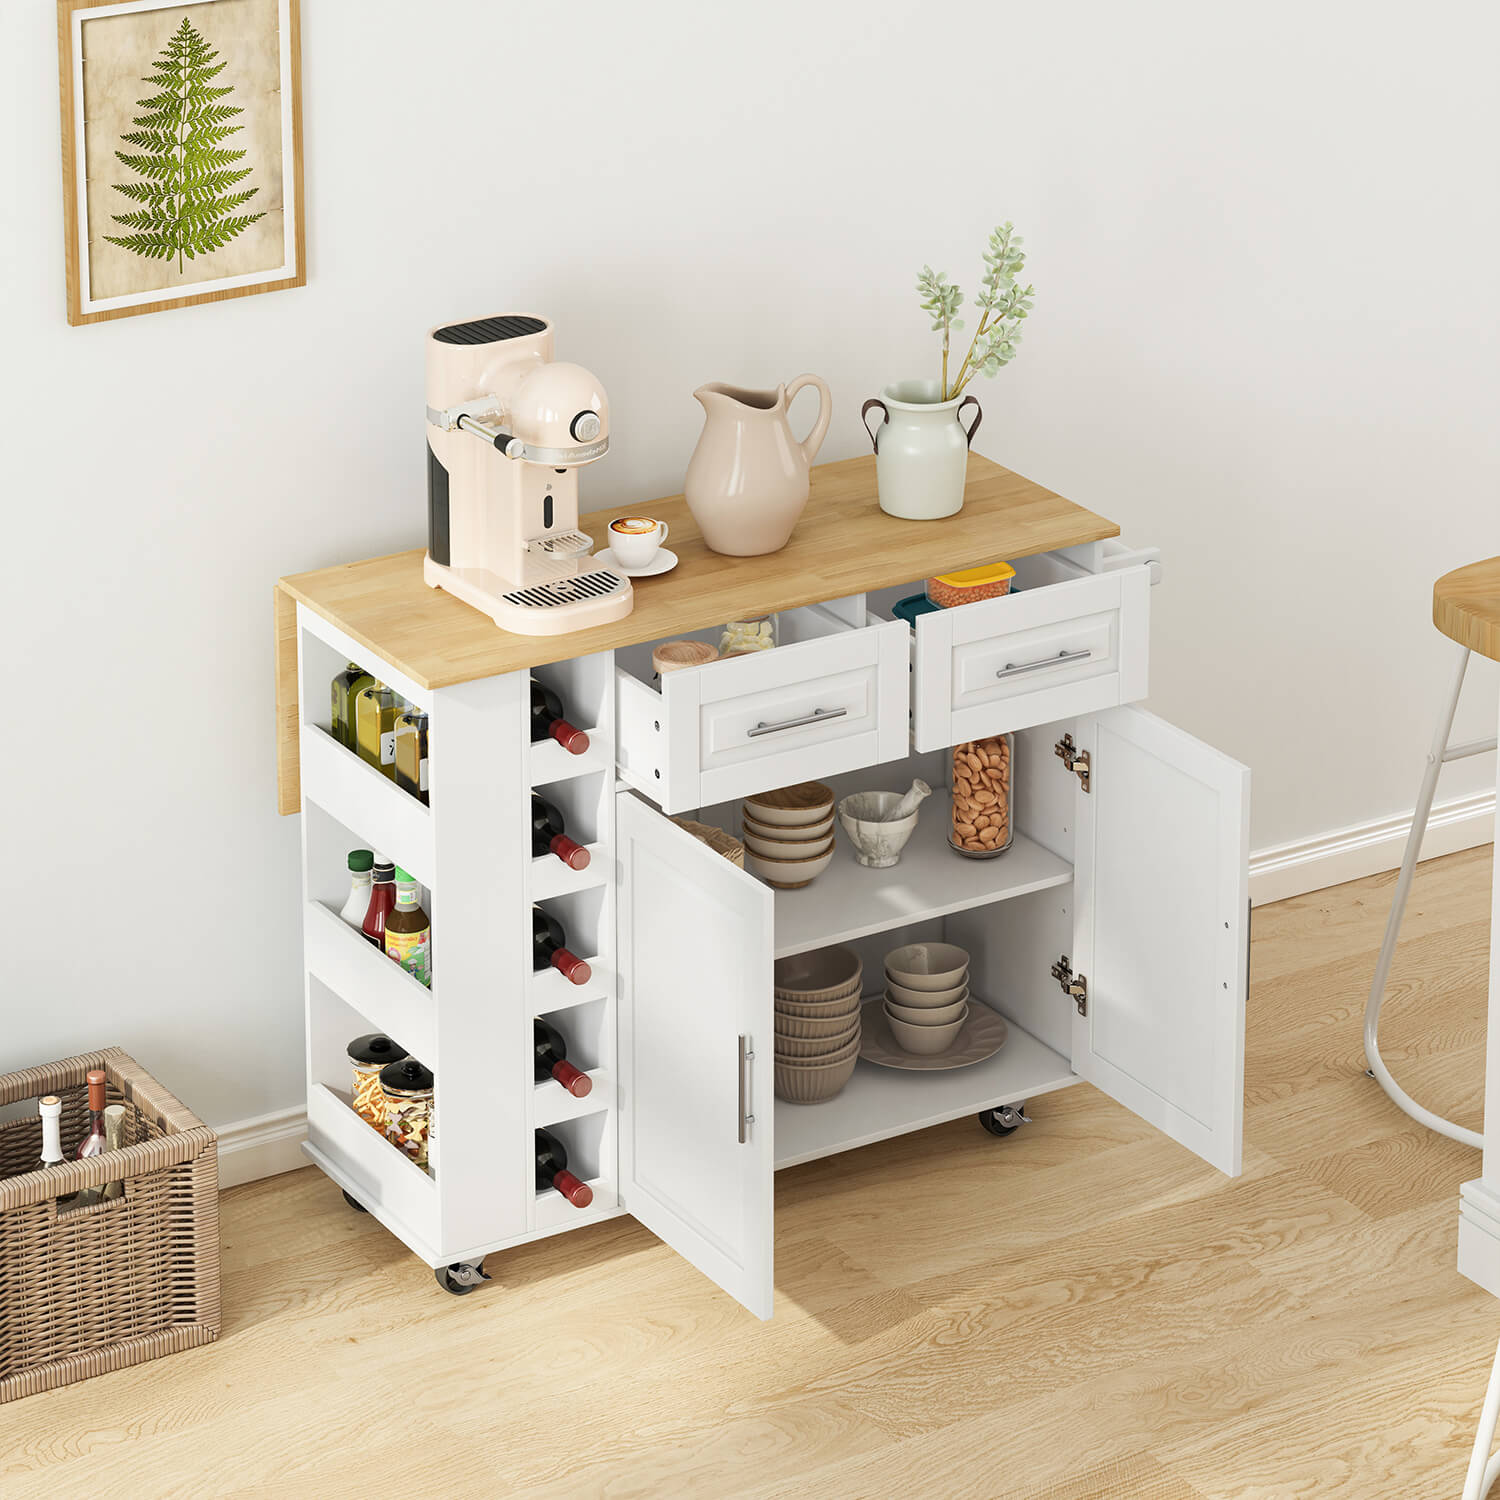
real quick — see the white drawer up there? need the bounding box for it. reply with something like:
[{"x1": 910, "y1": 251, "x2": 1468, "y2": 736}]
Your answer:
[
  {"x1": 910, "y1": 558, "x2": 1151, "y2": 752},
  {"x1": 615, "y1": 605, "x2": 910, "y2": 814}
]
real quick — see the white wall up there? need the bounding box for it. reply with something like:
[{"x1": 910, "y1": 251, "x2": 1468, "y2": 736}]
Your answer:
[{"x1": 6, "y1": 1, "x2": 1497, "y2": 1129}]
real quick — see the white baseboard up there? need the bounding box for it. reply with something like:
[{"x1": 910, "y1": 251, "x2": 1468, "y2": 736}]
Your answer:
[
  {"x1": 1249, "y1": 788, "x2": 1495, "y2": 906},
  {"x1": 214, "y1": 792, "x2": 1495, "y2": 1191},
  {"x1": 217, "y1": 1104, "x2": 308, "y2": 1189}
]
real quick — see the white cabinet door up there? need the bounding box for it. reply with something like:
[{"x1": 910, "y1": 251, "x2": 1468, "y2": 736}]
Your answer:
[
  {"x1": 1071, "y1": 707, "x2": 1250, "y2": 1176},
  {"x1": 616, "y1": 792, "x2": 776, "y2": 1318}
]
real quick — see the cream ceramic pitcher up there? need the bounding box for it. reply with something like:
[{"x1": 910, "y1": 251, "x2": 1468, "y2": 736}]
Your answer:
[{"x1": 684, "y1": 375, "x2": 833, "y2": 555}]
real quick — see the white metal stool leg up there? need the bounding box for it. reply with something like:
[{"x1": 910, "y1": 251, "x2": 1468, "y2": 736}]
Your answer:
[
  {"x1": 1463, "y1": 1335, "x2": 1500, "y2": 1499},
  {"x1": 1363, "y1": 641, "x2": 1492, "y2": 1150}
]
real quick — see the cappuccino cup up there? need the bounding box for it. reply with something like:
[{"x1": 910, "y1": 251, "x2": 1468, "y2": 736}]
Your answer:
[{"x1": 609, "y1": 516, "x2": 668, "y2": 570}]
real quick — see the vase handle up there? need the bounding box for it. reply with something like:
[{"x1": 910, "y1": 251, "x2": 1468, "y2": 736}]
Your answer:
[
  {"x1": 861, "y1": 398, "x2": 889, "y2": 453},
  {"x1": 785, "y1": 373, "x2": 833, "y2": 465},
  {"x1": 957, "y1": 395, "x2": 982, "y2": 448}
]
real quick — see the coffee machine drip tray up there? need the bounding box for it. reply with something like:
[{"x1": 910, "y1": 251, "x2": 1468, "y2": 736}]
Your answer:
[
  {"x1": 422, "y1": 555, "x2": 634, "y2": 635},
  {"x1": 503, "y1": 569, "x2": 627, "y2": 612}
]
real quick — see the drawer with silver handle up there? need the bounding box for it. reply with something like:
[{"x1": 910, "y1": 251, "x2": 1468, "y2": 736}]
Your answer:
[{"x1": 615, "y1": 604, "x2": 909, "y2": 815}]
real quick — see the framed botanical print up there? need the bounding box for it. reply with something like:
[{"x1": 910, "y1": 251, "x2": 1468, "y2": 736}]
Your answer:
[{"x1": 57, "y1": 0, "x2": 304, "y2": 325}]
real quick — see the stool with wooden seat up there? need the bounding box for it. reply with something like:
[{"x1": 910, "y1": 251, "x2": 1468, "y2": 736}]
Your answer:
[{"x1": 1364, "y1": 558, "x2": 1500, "y2": 1153}]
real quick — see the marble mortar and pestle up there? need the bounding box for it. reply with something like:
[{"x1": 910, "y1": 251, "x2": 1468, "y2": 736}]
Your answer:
[{"x1": 836, "y1": 780, "x2": 932, "y2": 868}]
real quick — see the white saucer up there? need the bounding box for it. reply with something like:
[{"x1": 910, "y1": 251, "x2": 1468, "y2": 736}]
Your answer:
[{"x1": 596, "y1": 547, "x2": 679, "y2": 578}]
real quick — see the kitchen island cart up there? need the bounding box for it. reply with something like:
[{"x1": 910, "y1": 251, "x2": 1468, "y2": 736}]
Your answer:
[{"x1": 274, "y1": 453, "x2": 1250, "y2": 1318}]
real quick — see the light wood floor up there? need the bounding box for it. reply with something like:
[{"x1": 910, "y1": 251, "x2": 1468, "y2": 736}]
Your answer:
[{"x1": 3, "y1": 849, "x2": 1495, "y2": 1498}]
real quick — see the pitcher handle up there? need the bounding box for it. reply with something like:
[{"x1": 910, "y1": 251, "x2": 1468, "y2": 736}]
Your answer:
[
  {"x1": 957, "y1": 395, "x2": 982, "y2": 448},
  {"x1": 785, "y1": 373, "x2": 833, "y2": 465},
  {"x1": 861, "y1": 398, "x2": 888, "y2": 453}
]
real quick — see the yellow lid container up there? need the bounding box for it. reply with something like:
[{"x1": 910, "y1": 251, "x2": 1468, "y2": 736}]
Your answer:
[{"x1": 926, "y1": 562, "x2": 1016, "y2": 608}]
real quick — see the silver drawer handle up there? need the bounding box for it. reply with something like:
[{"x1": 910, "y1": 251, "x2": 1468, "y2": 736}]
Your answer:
[
  {"x1": 997, "y1": 648, "x2": 1092, "y2": 680},
  {"x1": 738, "y1": 1035, "x2": 755, "y2": 1144},
  {"x1": 746, "y1": 705, "x2": 847, "y2": 738}
]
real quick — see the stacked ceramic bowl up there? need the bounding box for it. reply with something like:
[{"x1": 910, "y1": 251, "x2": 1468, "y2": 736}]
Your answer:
[
  {"x1": 741, "y1": 782, "x2": 836, "y2": 890},
  {"x1": 882, "y1": 942, "x2": 971, "y2": 1056},
  {"x1": 773, "y1": 946, "x2": 862, "y2": 1103}
]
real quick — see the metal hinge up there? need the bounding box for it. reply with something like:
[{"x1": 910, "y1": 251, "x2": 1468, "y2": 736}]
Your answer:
[
  {"x1": 1051, "y1": 955, "x2": 1088, "y2": 1015},
  {"x1": 1055, "y1": 733, "x2": 1090, "y2": 792}
]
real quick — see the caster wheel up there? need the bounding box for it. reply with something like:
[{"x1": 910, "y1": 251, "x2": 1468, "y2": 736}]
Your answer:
[
  {"x1": 434, "y1": 1261, "x2": 491, "y2": 1296},
  {"x1": 342, "y1": 1190, "x2": 368, "y2": 1213},
  {"x1": 979, "y1": 1103, "x2": 1031, "y2": 1138}
]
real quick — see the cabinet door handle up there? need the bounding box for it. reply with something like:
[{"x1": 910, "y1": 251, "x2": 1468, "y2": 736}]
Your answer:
[
  {"x1": 746, "y1": 706, "x2": 847, "y2": 739},
  {"x1": 738, "y1": 1035, "x2": 755, "y2": 1144},
  {"x1": 997, "y1": 648, "x2": 1092, "y2": 680}
]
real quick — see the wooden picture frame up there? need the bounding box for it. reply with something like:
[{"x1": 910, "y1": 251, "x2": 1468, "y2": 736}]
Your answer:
[{"x1": 57, "y1": 0, "x2": 304, "y2": 326}]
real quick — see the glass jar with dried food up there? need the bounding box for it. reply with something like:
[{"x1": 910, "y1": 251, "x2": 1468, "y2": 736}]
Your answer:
[{"x1": 949, "y1": 734, "x2": 1013, "y2": 858}]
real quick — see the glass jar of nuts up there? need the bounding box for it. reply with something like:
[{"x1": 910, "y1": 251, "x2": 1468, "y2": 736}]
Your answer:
[{"x1": 949, "y1": 735, "x2": 1013, "y2": 858}]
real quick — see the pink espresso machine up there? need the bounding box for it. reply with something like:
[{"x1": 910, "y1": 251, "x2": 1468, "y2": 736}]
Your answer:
[{"x1": 423, "y1": 315, "x2": 633, "y2": 634}]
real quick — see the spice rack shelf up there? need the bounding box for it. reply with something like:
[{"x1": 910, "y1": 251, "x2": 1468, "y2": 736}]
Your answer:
[{"x1": 276, "y1": 452, "x2": 1250, "y2": 1317}]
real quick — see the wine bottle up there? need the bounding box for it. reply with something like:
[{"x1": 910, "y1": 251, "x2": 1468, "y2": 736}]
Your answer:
[
  {"x1": 331, "y1": 662, "x2": 373, "y2": 749},
  {"x1": 102, "y1": 1104, "x2": 127, "y2": 1201},
  {"x1": 35, "y1": 1094, "x2": 77, "y2": 1207},
  {"x1": 535, "y1": 1128, "x2": 593, "y2": 1207},
  {"x1": 530, "y1": 682, "x2": 589, "y2": 756},
  {"x1": 73, "y1": 1069, "x2": 108, "y2": 1207},
  {"x1": 532, "y1": 906, "x2": 591, "y2": 985},
  {"x1": 355, "y1": 681, "x2": 400, "y2": 779},
  {"x1": 531, "y1": 795, "x2": 590, "y2": 870},
  {"x1": 534, "y1": 1019, "x2": 592, "y2": 1097},
  {"x1": 362, "y1": 858, "x2": 397, "y2": 950}
]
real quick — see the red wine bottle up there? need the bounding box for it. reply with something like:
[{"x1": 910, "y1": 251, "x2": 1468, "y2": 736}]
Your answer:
[
  {"x1": 530, "y1": 681, "x2": 589, "y2": 756},
  {"x1": 534, "y1": 1019, "x2": 592, "y2": 1097},
  {"x1": 535, "y1": 1128, "x2": 593, "y2": 1207},
  {"x1": 533, "y1": 906, "x2": 591, "y2": 985},
  {"x1": 532, "y1": 795, "x2": 590, "y2": 870}
]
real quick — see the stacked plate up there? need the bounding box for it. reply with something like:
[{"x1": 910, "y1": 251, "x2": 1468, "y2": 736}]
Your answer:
[
  {"x1": 882, "y1": 942, "x2": 970, "y2": 1056},
  {"x1": 773, "y1": 945, "x2": 862, "y2": 1103},
  {"x1": 742, "y1": 782, "x2": 836, "y2": 890}
]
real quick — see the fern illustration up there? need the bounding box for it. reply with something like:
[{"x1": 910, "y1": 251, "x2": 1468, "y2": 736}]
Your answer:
[{"x1": 103, "y1": 16, "x2": 265, "y2": 272}]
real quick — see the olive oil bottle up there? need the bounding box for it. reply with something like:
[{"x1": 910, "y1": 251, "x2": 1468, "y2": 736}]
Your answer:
[
  {"x1": 355, "y1": 681, "x2": 400, "y2": 779},
  {"x1": 394, "y1": 709, "x2": 430, "y2": 805},
  {"x1": 331, "y1": 662, "x2": 373, "y2": 749}
]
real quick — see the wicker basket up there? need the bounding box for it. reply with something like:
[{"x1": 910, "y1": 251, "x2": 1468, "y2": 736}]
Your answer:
[{"x1": 0, "y1": 1048, "x2": 220, "y2": 1403}]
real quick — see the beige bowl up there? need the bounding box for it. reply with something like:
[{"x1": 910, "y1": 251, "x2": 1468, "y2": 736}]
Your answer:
[
  {"x1": 885, "y1": 974, "x2": 969, "y2": 1009},
  {"x1": 776, "y1": 1024, "x2": 859, "y2": 1059},
  {"x1": 886, "y1": 1006, "x2": 968, "y2": 1055},
  {"x1": 746, "y1": 844, "x2": 835, "y2": 889},
  {"x1": 775, "y1": 1033, "x2": 861, "y2": 1068},
  {"x1": 775, "y1": 1050, "x2": 858, "y2": 1104},
  {"x1": 743, "y1": 829, "x2": 834, "y2": 861},
  {"x1": 884, "y1": 942, "x2": 970, "y2": 992},
  {"x1": 884, "y1": 991, "x2": 968, "y2": 1027},
  {"x1": 775, "y1": 990, "x2": 862, "y2": 1018},
  {"x1": 744, "y1": 782, "x2": 835, "y2": 827},
  {"x1": 774, "y1": 946, "x2": 861, "y2": 999},
  {"x1": 775, "y1": 1005, "x2": 862, "y2": 1038},
  {"x1": 743, "y1": 809, "x2": 835, "y2": 843}
]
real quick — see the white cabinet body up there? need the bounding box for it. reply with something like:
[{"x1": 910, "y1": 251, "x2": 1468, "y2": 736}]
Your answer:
[{"x1": 292, "y1": 541, "x2": 1249, "y2": 1319}]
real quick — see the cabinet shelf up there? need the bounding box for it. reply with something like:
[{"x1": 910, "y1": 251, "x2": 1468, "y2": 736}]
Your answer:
[
  {"x1": 533, "y1": 1069, "x2": 610, "y2": 1128},
  {"x1": 529, "y1": 731, "x2": 610, "y2": 787},
  {"x1": 530, "y1": 844, "x2": 610, "y2": 904},
  {"x1": 768, "y1": 821, "x2": 1072, "y2": 959},
  {"x1": 773, "y1": 1005, "x2": 1076, "y2": 1170}
]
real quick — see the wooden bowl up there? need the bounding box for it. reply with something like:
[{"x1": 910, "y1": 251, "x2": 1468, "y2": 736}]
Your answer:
[
  {"x1": 652, "y1": 639, "x2": 718, "y2": 674},
  {"x1": 742, "y1": 810, "x2": 835, "y2": 843},
  {"x1": 883, "y1": 942, "x2": 970, "y2": 992},
  {"x1": 746, "y1": 844, "x2": 834, "y2": 890},
  {"x1": 885, "y1": 975, "x2": 969, "y2": 1008},
  {"x1": 775, "y1": 1007, "x2": 862, "y2": 1039},
  {"x1": 775, "y1": 1023, "x2": 859, "y2": 1059},
  {"x1": 774, "y1": 947, "x2": 862, "y2": 1001},
  {"x1": 744, "y1": 782, "x2": 835, "y2": 827},
  {"x1": 884, "y1": 991, "x2": 968, "y2": 1027},
  {"x1": 886, "y1": 1006, "x2": 968, "y2": 1055},
  {"x1": 774, "y1": 1050, "x2": 858, "y2": 1104},
  {"x1": 743, "y1": 830, "x2": 834, "y2": 861}
]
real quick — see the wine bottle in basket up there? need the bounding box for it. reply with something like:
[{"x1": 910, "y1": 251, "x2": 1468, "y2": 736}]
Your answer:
[
  {"x1": 534, "y1": 1019, "x2": 592, "y2": 1097},
  {"x1": 535, "y1": 1128, "x2": 593, "y2": 1208},
  {"x1": 73, "y1": 1069, "x2": 109, "y2": 1207},
  {"x1": 530, "y1": 682, "x2": 589, "y2": 755},
  {"x1": 531, "y1": 795, "x2": 590, "y2": 870},
  {"x1": 532, "y1": 907, "x2": 591, "y2": 985},
  {"x1": 35, "y1": 1095, "x2": 77, "y2": 1207}
]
